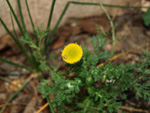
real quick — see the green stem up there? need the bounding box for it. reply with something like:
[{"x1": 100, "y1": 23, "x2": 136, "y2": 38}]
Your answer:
[
  {"x1": 47, "y1": 0, "x2": 56, "y2": 30},
  {"x1": 43, "y1": 1, "x2": 70, "y2": 54},
  {"x1": 10, "y1": 12, "x2": 19, "y2": 40},
  {"x1": 38, "y1": 72, "x2": 55, "y2": 113},
  {"x1": 68, "y1": 2, "x2": 150, "y2": 9},
  {"x1": 17, "y1": 0, "x2": 27, "y2": 32},
  {"x1": 6, "y1": 0, "x2": 24, "y2": 36},
  {"x1": 0, "y1": 18, "x2": 34, "y2": 68},
  {"x1": 0, "y1": 80, "x2": 30, "y2": 113},
  {"x1": 46, "y1": 96, "x2": 55, "y2": 113},
  {"x1": 77, "y1": 103, "x2": 100, "y2": 111},
  {"x1": 25, "y1": 0, "x2": 38, "y2": 47},
  {"x1": 26, "y1": 41, "x2": 39, "y2": 71},
  {"x1": 25, "y1": 0, "x2": 39, "y2": 49},
  {"x1": 0, "y1": 77, "x2": 19, "y2": 88},
  {"x1": 6, "y1": 0, "x2": 38, "y2": 69},
  {"x1": 99, "y1": 3, "x2": 116, "y2": 56},
  {"x1": 111, "y1": 21, "x2": 116, "y2": 56},
  {"x1": 43, "y1": 1, "x2": 150, "y2": 54},
  {"x1": 18, "y1": 0, "x2": 38, "y2": 68},
  {"x1": 44, "y1": 0, "x2": 56, "y2": 48},
  {"x1": 0, "y1": 57, "x2": 33, "y2": 71},
  {"x1": 25, "y1": 0, "x2": 35, "y2": 32}
]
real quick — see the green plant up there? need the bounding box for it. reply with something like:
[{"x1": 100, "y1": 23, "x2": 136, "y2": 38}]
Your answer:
[
  {"x1": 143, "y1": 8, "x2": 150, "y2": 27},
  {"x1": 38, "y1": 35, "x2": 150, "y2": 112},
  {"x1": 1, "y1": 0, "x2": 150, "y2": 113}
]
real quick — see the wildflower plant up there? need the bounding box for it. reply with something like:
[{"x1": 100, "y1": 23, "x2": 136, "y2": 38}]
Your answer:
[
  {"x1": 39, "y1": 35, "x2": 150, "y2": 112},
  {"x1": 0, "y1": 0, "x2": 150, "y2": 113}
]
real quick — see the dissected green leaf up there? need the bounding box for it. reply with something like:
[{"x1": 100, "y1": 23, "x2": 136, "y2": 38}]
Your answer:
[{"x1": 143, "y1": 8, "x2": 150, "y2": 26}]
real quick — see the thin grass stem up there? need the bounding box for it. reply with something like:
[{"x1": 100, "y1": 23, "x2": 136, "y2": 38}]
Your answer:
[
  {"x1": 44, "y1": 0, "x2": 56, "y2": 47},
  {"x1": 0, "y1": 80, "x2": 30, "y2": 113},
  {"x1": 24, "y1": 0, "x2": 40, "y2": 65},
  {"x1": 99, "y1": 3, "x2": 116, "y2": 56},
  {"x1": 10, "y1": 12, "x2": 19, "y2": 40},
  {"x1": 0, "y1": 77, "x2": 19, "y2": 88},
  {"x1": 46, "y1": 96, "x2": 55, "y2": 113},
  {"x1": 47, "y1": 0, "x2": 56, "y2": 30},
  {"x1": 0, "y1": 18, "x2": 35, "y2": 68},
  {"x1": 43, "y1": 1, "x2": 70, "y2": 54},
  {"x1": 17, "y1": 0, "x2": 27, "y2": 32},
  {"x1": 0, "y1": 57, "x2": 32, "y2": 71},
  {"x1": 6, "y1": 0, "x2": 39, "y2": 70},
  {"x1": 18, "y1": 0, "x2": 38, "y2": 67},
  {"x1": 6, "y1": 0, "x2": 24, "y2": 36},
  {"x1": 68, "y1": 2, "x2": 150, "y2": 9},
  {"x1": 25, "y1": 0, "x2": 35, "y2": 32}
]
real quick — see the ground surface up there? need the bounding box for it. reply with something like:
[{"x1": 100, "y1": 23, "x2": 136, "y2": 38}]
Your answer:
[{"x1": 0, "y1": 10, "x2": 150, "y2": 113}]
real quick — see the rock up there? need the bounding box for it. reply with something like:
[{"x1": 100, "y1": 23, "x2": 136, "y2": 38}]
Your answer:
[{"x1": 0, "y1": 0, "x2": 141, "y2": 37}]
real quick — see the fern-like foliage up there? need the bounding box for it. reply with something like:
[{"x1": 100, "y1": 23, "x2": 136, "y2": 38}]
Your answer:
[{"x1": 38, "y1": 35, "x2": 150, "y2": 112}]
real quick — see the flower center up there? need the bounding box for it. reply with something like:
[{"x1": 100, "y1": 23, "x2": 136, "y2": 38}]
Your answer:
[{"x1": 69, "y1": 50, "x2": 76, "y2": 56}]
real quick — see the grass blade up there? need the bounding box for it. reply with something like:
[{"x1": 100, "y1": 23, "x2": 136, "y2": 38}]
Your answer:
[
  {"x1": 17, "y1": 0, "x2": 27, "y2": 32},
  {"x1": 0, "y1": 57, "x2": 32, "y2": 71},
  {"x1": 6, "y1": 0, "x2": 38, "y2": 70},
  {"x1": 25, "y1": 0, "x2": 35, "y2": 32},
  {"x1": 47, "y1": 0, "x2": 56, "y2": 30},
  {"x1": 0, "y1": 80, "x2": 30, "y2": 113},
  {"x1": 24, "y1": 0, "x2": 39, "y2": 69},
  {"x1": 0, "y1": 18, "x2": 34, "y2": 68},
  {"x1": 0, "y1": 77, "x2": 20, "y2": 88},
  {"x1": 6, "y1": 0, "x2": 24, "y2": 36},
  {"x1": 70, "y1": 2, "x2": 150, "y2": 9},
  {"x1": 10, "y1": 12, "x2": 19, "y2": 40},
  {"x1": 44, "y1": 0, "x2": 56, "y2": 47},
  {"x1": 17, "y1": 0, "x2": 38, "y2": 68},
  {"x1": 46, "y1": 96, "x2": 55, "y2": 113},
  {"x1": 43, "y1": 1, "x2": 70, "y2": 54},
  {"x1": 99, "y1": 3, "x2": 116, "y2": 56}
]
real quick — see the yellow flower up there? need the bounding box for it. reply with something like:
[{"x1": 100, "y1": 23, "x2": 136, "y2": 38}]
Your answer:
[{"x1": 62, "y1": 43, "x2": 83, "y2": 64}]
